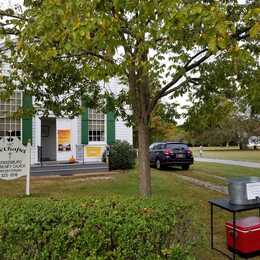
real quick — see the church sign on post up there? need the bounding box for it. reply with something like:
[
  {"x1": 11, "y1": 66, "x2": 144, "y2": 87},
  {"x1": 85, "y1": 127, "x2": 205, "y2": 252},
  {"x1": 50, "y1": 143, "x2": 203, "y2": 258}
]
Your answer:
[{"x1": 0, "y1": 137, "x2": 31, "y2": 195}]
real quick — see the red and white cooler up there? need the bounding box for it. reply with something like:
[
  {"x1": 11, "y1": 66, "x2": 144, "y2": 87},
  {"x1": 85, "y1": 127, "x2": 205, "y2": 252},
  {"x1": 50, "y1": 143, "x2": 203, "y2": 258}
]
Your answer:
[{"x1": 226, "y1": 216, "x2": 260, "y2": 254}]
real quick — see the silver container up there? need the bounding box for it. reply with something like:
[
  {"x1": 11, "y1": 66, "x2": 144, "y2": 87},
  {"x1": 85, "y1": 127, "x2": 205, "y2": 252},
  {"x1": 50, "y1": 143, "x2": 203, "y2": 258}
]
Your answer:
[{"x1": 228, "y1": 177, "x2": 260, "y2": 205}]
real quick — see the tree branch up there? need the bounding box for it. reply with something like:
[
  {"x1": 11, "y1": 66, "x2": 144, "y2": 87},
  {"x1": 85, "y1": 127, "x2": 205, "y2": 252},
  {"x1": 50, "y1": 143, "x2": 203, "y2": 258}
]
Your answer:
[
  {"x1": 0, "y1": 46, "x2": 13, "y2": 53},
  {"x1": 184, "y1": 48, "x2": 208, "y2": 69},
  {"x1": 162, "y1": 80, "x2": 188, "y2": 97},
  {"x1": 57, "y1": 51, "x2": 115, "y2": 64},
  {"x1": 185, "y1": 51, "x2": 212, "y2": 71},
  {"x1": 188, "y1": 77, "x2": 200, "y2": 85},
  {"x1": 0, "y1": 10, "x2": 28, "y2": 21},
  {"x1": 230, "y1": 26, "x2": 253, "y2": 42},
  {"x1": 0, "y1": 27, "x2": 20, "y2": 35},
  {"x1": 150, "y1": 50, "x2": 212, "y2": 111}
]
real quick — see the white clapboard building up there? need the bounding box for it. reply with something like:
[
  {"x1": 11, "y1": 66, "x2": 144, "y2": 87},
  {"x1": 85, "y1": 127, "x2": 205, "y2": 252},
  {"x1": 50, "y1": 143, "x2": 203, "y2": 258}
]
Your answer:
[{"x1": 0, "y1": 79, "x2": 133, "y2": 164}]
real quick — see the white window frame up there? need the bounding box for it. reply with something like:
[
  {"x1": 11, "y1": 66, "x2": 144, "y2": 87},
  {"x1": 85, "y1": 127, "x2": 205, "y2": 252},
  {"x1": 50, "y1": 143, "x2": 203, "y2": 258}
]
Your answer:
[
  {"x1": 0, "y1": 91, "x2": 22, "y2": 139},
  {"x1": 88, "y1": 109, "x2": 106, "y2": 145}
]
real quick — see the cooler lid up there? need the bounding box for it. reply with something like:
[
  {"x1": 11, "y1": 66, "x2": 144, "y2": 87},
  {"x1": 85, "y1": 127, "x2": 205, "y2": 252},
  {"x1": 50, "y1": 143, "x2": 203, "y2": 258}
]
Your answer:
[{"x1": 226, "y1": 216, "x2": 260, "y2": 231}]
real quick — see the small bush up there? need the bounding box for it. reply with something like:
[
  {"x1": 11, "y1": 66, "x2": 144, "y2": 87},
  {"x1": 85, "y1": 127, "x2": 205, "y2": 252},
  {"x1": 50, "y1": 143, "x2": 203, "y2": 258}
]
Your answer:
[
  {"x1": 109, "y1": 140, "x2": 136, "y2": 170},
  {"x1": 0, "y1": 197, "x2": 199, "y2": 259}
]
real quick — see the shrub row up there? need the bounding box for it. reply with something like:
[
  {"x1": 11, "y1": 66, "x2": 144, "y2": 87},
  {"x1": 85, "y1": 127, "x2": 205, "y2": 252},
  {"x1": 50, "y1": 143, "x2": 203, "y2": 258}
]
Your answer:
[
  {"x1": 103, "y1": 140, "x2": 136, "y2": 170},
  {"x1": 0, "y1": 197, "x2": 198, "y2": 259}
]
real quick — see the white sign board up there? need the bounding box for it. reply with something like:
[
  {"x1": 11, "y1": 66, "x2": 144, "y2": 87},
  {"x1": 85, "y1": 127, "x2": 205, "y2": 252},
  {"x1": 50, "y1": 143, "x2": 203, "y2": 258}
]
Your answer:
[
  {"x1": 0, "y1": 137, "x2": 31, "y2": 195},
  {"x1": 246, "y1": 182, "x2": 260, "y2": 200}
]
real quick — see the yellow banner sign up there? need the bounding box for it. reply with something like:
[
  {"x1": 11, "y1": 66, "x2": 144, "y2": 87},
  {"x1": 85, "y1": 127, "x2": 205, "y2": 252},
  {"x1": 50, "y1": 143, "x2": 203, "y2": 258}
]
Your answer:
[
  {"x1": 58, "y1": 129, "x2": 71, "y2": 151},
  {"x1": 85, "y1": 146, "x2": 102, "y2": 158}
]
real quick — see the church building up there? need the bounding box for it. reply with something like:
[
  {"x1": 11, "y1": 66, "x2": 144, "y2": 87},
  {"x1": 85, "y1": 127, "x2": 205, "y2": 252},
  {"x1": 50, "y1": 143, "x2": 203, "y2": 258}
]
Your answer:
[{"x1": 0, "y1": 82, "x2": 133, "y2": 164}]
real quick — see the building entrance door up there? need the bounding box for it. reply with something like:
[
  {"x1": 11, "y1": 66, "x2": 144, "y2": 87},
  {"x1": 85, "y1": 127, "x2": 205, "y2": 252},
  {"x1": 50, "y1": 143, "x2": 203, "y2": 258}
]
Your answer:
[{"x1": 41, "y1": 118, "x2": 56, "y2": 161}]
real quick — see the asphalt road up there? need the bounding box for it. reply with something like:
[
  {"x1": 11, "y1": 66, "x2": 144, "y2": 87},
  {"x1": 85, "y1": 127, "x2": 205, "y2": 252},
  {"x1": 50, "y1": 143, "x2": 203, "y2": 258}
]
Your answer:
[{"x1": 195, "y1": 157, "x2": 260, "y2": 169}]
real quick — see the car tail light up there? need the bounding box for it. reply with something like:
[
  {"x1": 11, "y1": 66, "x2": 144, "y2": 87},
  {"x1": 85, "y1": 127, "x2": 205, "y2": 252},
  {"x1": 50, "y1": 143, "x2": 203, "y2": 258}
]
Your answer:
[
  {"x1": 163, "y1": 149, "x2": 173, "y2": 156},
  {"x1": 187, "y1": 149, "x2": 193, "y2": 156}
]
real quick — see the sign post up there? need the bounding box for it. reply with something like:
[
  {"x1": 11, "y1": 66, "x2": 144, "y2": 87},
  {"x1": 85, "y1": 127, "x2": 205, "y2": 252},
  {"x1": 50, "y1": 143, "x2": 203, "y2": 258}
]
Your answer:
[
  {"x1": 0, "y1": 137, "x2": 31, "y2": 195},
  {"x1": 26, "y1": 141, "x2": 31, "y2": 196}
]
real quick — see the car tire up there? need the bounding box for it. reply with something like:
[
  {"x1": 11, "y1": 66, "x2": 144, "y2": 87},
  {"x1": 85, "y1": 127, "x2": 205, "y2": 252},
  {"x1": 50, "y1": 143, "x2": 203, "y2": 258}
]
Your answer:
[
  {"x1": 156, "y1": 159, "x2": 162, "y2": 170},
  {"x1": 182, "y1": 165, "x2": 190, "y2": 170}
]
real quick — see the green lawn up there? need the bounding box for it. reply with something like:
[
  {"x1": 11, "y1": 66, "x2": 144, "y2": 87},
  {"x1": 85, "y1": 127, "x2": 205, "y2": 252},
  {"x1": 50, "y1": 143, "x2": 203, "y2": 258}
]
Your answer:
[
  {"x1": 192, "y1": 162, "x2": 260, "y2": 181},
  {"x1": 192, "y1": 147, "x2": 260, "y2": 163},
  {"x1": 1, "y1": 164, "x2": 259, "y2": 259}
]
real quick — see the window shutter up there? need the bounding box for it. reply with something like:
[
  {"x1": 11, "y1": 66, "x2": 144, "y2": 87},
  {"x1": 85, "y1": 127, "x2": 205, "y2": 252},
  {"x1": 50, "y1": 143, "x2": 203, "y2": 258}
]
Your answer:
[
  {"x1": 22, "y1": 95, "x2": 33, "y2": 145},
  {"x1": 81, "y1": 101, "x2": 88, "y2": 144},
  {"x1": 107, "y1": 111, "x2": 115, "y2": 145}
]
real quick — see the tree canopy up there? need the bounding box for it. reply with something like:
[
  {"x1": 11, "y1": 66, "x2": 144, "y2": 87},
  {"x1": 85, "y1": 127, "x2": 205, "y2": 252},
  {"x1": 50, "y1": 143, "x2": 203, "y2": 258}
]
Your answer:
[
  {"x1": 149, "y1": 102, "x2": 180, "y2": 143},
  {"x1": 184, "y1": 50, "x2": 260, "y2": 147}
]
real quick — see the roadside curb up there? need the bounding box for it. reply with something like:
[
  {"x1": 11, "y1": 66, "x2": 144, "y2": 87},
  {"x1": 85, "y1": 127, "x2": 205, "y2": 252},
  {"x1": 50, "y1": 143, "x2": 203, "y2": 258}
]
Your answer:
[
  {"x1": 22, "y1": 171, "x2": 119, "y2": 180},
  {"x1": 175, "y1": 174, "x2": 228, "y2": 194}
]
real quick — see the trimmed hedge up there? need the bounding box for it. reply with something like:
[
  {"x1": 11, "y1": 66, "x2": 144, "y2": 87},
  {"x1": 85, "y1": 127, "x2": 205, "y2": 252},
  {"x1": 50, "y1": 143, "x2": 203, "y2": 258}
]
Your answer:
[
  {"x1": 109, "y1": 140, "x2": 136, "y2": 170},
  {"x1": 0, "y1": 197, "x2": 198, "y2": 259}
]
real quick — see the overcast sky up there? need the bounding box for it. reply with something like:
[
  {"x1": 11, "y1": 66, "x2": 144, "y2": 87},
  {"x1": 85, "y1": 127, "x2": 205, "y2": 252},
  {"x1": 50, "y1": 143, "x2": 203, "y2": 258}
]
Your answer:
[{"x1": 0, "y1": 0, "x2": 22, "y2": 8}]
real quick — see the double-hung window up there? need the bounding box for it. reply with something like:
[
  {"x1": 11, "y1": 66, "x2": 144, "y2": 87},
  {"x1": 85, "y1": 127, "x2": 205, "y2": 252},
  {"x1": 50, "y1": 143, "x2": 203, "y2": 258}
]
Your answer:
[
  {"x1": 88, "y1": 109, "x2": 105, "y2": 142},
  {"x1": 0, "y1": 92, "x2": 22, "y2": 139}
]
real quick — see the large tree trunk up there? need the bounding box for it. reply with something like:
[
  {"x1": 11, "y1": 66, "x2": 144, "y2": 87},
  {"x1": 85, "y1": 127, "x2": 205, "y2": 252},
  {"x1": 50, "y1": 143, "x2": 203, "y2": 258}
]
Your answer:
[
  {"x1": 128, "y1": 56, "x2": 152, "y2": 197},
  {"x1": 138, "y1": 115, "x2": 151, "y2": 197}
]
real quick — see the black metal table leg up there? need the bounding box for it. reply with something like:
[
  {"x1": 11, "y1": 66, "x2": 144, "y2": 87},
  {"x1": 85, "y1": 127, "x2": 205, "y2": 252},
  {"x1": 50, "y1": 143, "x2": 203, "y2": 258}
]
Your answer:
[
  {"x1": 83, "y1": 145, "x2": 85, "y2": 165},
  {"x1": 211, "y1": 203, "x2": 214, "y2": 249},
  {"x1": 232, "y1": 212, "x2": 236, "y2": 260}
]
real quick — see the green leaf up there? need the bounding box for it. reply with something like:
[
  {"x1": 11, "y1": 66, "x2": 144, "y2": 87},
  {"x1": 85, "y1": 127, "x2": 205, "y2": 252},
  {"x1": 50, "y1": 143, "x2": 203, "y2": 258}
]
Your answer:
[
  {"x1": 250, "y1": 24, "x2": 260, "y2": 38},
  {"x1": 208, "y1": 36, "x2": 217, "y2": 51}
]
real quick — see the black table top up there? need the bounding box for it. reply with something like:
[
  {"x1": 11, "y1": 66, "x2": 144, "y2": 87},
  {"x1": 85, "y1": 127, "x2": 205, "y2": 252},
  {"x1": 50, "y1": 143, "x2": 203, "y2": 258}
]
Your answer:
[{"x1": 209, "y1": 198, "x2": 260, "y2": 212}]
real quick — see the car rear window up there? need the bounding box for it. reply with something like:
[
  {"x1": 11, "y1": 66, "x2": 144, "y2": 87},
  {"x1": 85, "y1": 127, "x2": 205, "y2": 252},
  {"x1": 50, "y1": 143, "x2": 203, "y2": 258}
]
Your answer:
[
  {"x1": 155, "y1": 144, "x2": 165, "y2": 149},
  {"x1": 166, "y1": 143, "x2": 188, "y2": 150}
]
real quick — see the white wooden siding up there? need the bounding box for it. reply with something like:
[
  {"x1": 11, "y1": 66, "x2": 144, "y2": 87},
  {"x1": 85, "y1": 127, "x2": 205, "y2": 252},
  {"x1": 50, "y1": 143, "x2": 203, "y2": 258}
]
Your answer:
[{"x1": 115, "y1": 117, "x2": 133, "y2": 145}]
